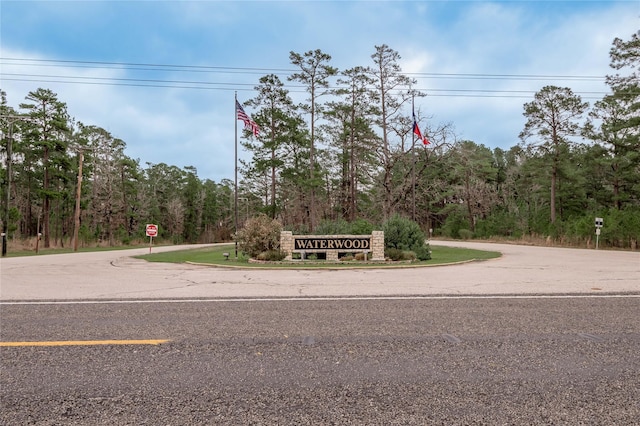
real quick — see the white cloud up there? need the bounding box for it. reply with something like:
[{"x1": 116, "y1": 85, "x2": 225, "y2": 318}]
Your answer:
[
  {"x1": 1, "y1": 48, "x2": 241, "y2": 180},
  {"x1": 391, "y1": 2, "x2": 638, "y2": 150},
  {"x1": 2, "y1": 1, "x2": 638, "y2": 180}
]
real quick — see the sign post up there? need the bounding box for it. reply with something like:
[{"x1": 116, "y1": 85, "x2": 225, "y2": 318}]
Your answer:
[
  {"x1": 595, "y1": 217, "x2": 603, "y2": 250},
  {"x1": 146, "y1": 224, "x2": 158, "y2": 253}
]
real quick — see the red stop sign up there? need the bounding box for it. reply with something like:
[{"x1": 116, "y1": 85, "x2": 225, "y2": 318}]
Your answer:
[{"x1": 146, "y1": 224, "x2": 158, "y2": 237}]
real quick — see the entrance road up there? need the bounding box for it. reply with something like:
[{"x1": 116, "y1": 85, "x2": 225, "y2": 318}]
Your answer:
[{"x1": 1, "y1": 241, "x2": 639, "y2": 301}]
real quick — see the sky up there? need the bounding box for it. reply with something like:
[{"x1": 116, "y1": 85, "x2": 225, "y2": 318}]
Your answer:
[{"x1": 1, "y1": 0, "x2": 639, "y2": 182}]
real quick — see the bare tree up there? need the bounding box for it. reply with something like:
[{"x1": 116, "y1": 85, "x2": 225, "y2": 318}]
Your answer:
[{"x1": 368, "y1": 45, "x2": 415, "y2": 219}]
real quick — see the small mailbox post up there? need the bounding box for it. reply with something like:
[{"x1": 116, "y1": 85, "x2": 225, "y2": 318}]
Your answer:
[{"x1": 595, "y1": 217, "x2": 603, "y2": 250}]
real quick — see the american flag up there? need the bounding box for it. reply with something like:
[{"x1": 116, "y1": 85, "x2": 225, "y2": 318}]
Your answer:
[{"x1": 236, "y1": 100, "x2": 260, "y2": 136}]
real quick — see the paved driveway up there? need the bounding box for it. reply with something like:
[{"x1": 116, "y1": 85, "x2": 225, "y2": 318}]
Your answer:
[{"x1": 1, "y1": 241, "x2": 638, "y2": 301}]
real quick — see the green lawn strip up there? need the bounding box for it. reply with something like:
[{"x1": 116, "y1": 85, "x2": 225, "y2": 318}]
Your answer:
[
  {"x1": 429, "y1": 245, "x2": 501, "y2": 263},
  {"x1": 136, "y1": 244, "x2": 501, "y2": 268},
  {"x1": 4, "y1": 244, "x2": 153, "y2": 257}
]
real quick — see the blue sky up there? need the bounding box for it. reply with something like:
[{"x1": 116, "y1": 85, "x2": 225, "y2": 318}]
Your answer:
[{"x1": 1, "y1": 0, "x2": 638, "y2": 182}]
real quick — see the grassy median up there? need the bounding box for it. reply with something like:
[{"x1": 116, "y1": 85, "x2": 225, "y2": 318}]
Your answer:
[{"x1": 136, "y1": 244, "x2": 501, "y2": 268}]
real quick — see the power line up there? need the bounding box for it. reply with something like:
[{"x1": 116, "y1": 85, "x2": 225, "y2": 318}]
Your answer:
[
  {"x1": 1, "y1": 73, "x2": 273, "y2": 89},
  {"x1": 0, "y1": 57, "x2": 294, "y2": 75},
  {"x1": 0, "y1": 57, "x2": 614, "y2": 100},
  {"x1": 1, "y1": 75, "x2": 611, "y2": 100},
  {"x1": 1, "y1": 57, "x2": 607, "y2": 82},
  {"x1": 408, "y1": 72, "x2": 605, "y2": 81},
  {"x1": 0, "y1": 76, "x2": 259, "y2": 92}
]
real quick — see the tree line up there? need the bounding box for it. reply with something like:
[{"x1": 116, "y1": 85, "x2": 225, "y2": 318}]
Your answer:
[{"x1": 1, "y1": 33, "x2": 638, "y2": 251}]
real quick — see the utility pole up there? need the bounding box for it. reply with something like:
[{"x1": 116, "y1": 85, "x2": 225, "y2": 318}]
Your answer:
[
  {"x1": 72, "y1": 148, "x2": 85, "y2": 251},
  {"x1": 1, "y1": 115, "x2": 31, "y2": 257},
  {"x1": 69, "y1": 144, "x2": 94, "y2": 252}
]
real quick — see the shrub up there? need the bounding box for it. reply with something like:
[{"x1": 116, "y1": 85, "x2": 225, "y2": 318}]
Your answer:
[
  {"x1": 349, "y1": 219, "x2": 375, "y2": 235},
  {"x1": 385, "y1": 248, "x2": 404, "y2": 261},
  {"x1": 403, "y1": 251, "x2": 417, "y2": 261},
  {"x1": 441, "y1": 212, "x2": 471, "y2": 239},
  {"x1": 474, "y1": 208, "x2": 521, "y2": 238},
  {"x1": 385, "y1": 249, "x2": 420, "y2": 261},
  {"x1": 236, "y1": 213, "x2": 283, "y2": 258},
  {"x1": 413, "y1": 245, "x2": 432, "y2": 261},
  {"x1": 256, "y1": 250, "x2": 287, "y2": 261},
  {"x1": 458, "y1": 229, "x2": 473, "y2": 240},
  {"x1": 383, "y1": 214, "x2": 427, "y2": 252}
]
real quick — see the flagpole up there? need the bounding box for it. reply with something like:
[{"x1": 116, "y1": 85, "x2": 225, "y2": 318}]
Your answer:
[
  {"x1": 234, "y1": 92, "x2": 239, "y2": 259},
  {"x1": 412, "y1": 93, "x2": 416, "y2": 221}
]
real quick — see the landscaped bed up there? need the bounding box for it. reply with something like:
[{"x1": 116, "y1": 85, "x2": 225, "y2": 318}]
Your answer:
[{"x1": 136, "y1": 243, "x2": 501, "y2": 268}]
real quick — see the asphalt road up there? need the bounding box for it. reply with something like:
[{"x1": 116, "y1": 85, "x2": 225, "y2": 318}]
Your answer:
[
  {"x1": 2, "y1": 297, "x2": 640, "y2": 425},
  {"x1": 1, "y1": 241, "x2": 639, "y2": 424}
]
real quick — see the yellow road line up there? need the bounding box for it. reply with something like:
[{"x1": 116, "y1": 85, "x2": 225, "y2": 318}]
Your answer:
[{"x1": 0, "y1": 339, "x2": 170, "y2": 347}]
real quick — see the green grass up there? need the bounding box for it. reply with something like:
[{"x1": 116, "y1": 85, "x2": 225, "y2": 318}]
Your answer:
[
  {"x1": 136, "y1": 244, "x2": 501, "y2": 267},
  {"x1": 138, "y1": 245, "x2": 240, "y2": 264},
  {"x1": 3, "y1": 244, "x2": 153, "y2": 257},
  {"x1": 428, "y1": 245, "x2": 501, "y2": 263}
]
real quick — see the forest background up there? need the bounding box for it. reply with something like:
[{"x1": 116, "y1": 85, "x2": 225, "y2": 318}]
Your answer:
[{"x1": 1, "y1": 33, "x2": 638, "y2": 252}]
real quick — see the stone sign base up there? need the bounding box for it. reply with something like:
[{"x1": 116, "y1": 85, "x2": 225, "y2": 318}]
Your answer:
[{"x1": 280, "y1": 231, "x2": 384, "y2": 261}]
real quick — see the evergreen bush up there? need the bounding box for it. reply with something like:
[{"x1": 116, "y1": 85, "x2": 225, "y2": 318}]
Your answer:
[
  {"x1": 382, "y1": 214, "x2": 426, "y2": 251},
  {"x1": 413, "y1": 245, "x2": 432, "y2": 261}
]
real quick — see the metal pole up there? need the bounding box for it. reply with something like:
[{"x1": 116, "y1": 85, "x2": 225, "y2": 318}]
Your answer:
[
  {"x1": 234, "y1": 92, "x2": 239, "y2": 259},
  {"x1": 412, "y1": 94, "x2": 416, "y2": 221},
  {"x1": 35, "y1": 214, "x2": 40, "y2": 254}
]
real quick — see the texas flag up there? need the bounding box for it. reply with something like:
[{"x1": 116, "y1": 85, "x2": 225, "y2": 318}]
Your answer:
[{"x1": 413, "y1": 111, "x2": 430, "y2": 145}]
